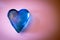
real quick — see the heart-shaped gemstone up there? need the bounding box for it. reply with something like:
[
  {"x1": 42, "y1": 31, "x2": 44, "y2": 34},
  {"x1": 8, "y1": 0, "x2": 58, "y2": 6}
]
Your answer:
[{"x1": 8, "y1": 9, "x2": 31, "y2": 33}]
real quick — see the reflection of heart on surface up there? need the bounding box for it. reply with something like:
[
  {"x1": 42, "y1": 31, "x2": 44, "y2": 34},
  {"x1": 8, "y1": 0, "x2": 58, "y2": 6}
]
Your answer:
[{"x1": 7, "y1": 9, "x2": 31, "y2": 33}]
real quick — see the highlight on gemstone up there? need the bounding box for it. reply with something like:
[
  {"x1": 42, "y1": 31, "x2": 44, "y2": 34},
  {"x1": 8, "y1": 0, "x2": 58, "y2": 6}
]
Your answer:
[{"x1": 7, "y1": 9, "x2": 31, "y2": 33}]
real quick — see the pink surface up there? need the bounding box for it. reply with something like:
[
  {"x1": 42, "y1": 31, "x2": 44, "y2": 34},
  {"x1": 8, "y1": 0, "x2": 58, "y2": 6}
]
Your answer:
[{"x1": 0, "y1": 0, "x2": 59, "y2": 40}]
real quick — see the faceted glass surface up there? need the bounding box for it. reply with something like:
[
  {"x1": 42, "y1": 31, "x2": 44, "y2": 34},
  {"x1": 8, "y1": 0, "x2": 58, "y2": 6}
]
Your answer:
[{"x1": 8, "y1": 9, "x2": 30, "y2": 33}]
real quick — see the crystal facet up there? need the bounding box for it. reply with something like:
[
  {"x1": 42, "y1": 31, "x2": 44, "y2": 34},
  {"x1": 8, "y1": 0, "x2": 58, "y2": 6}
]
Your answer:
[{"x1": 8, "y1": 9, "x2": 31, "y2": 33}]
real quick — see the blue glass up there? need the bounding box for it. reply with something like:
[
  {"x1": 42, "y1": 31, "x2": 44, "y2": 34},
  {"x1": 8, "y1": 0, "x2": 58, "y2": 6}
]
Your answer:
[{"x1": 8, "y1": 9, "x2": 31, "y2": 33}]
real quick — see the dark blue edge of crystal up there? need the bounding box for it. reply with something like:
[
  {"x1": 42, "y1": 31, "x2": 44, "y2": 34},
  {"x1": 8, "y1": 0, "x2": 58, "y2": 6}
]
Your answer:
[{"x1": 7, "y1": 9, "x2": 21, "y2": 33}]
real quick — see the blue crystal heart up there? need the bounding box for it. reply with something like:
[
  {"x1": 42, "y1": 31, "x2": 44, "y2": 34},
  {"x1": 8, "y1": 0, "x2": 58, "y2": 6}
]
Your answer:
[{"x1": 8, "y1": 9, "x2": 31, "y2": 33}]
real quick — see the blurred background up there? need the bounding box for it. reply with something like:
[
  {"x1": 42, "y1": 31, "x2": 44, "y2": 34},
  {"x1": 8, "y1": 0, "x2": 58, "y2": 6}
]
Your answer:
[{"x1": 0, "y1": 0, "x2": 60, "y2": 40}]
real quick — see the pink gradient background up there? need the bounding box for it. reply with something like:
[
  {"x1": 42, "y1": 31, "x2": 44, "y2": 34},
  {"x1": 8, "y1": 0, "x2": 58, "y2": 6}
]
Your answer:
[{"x1": 0, "y1": 0, "x2": 59, "y2": 40}]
